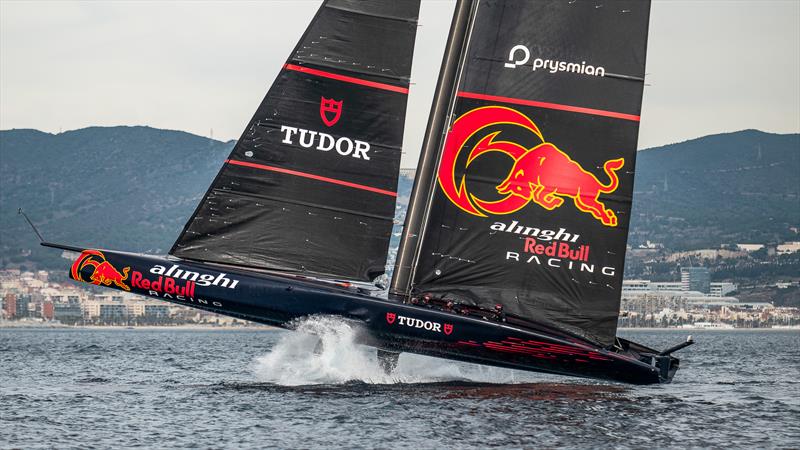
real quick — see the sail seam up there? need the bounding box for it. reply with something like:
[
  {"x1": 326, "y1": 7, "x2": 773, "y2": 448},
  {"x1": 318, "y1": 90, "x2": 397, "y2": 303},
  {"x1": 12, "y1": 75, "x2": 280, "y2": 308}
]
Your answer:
[
  {"x1": 324, "y1": 3, "x2": 419, "y2": 23},
  {"x1": 457, "y1": 91, "x2": 641, "y2": 122},
  {"x1": 284, "y1": 64, "x2": 409, "y2": 94},
  {"x1": 206, "y1": 188, "x2": 395, "y2": 222},
  {"x1": 226, "y1": 159, "x2": 397, "y2": 197}
]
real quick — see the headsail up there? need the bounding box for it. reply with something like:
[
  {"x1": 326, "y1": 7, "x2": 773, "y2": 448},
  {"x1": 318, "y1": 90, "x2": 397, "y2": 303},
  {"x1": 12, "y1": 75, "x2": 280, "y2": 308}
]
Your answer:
[
  {"x1": 395, "y1": 0, "x2": 651, "y2": 345},
  {"x1": 171, "y1": 0, "x2": 421, "y2": 281}
]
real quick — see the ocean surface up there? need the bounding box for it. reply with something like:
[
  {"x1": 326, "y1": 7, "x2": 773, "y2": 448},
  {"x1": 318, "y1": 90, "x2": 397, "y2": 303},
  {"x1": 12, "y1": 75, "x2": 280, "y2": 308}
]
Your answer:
[{"x1": 1, "y1": 323, "x2": 798, "y2": 449}]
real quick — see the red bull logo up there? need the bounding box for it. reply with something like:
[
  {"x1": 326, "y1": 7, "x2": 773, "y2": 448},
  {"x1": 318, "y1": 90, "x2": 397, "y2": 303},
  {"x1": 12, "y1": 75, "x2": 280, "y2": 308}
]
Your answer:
[
  {"x1": 319, "y1": 97, "x2": 343, "y2": 127},
  {"x1": 70, "y1": 250, "x2": 131, "y2": 291},
  {"x1": 437, "y1": 106, "x2": 624, "y2": 227}
]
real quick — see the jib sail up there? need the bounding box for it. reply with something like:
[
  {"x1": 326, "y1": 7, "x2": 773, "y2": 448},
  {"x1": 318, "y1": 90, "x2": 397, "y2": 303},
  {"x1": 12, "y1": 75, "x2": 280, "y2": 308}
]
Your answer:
[
  {"x1": 396, "y1": 0, "x2": 651, "y2": 345},
  {"x1": 171, "y1": 0, "x2": 420, "y2": 281}
]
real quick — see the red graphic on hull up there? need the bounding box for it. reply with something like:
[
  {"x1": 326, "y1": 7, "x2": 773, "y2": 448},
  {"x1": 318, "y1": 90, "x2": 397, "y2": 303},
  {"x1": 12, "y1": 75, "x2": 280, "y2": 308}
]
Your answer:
[
  {"x1": 385, "y1": 312, "x2": 396, "y2": 324},
  {"x1": 70, "y1": 250, "x2": 131, "y2": 291},
  {"x1": 457, "y1": 337, "x2": 613, "y2": 361}
]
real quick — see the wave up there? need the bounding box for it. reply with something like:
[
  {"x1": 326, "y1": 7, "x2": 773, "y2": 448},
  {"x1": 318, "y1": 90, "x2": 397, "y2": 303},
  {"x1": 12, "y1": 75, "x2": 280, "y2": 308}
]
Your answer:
[{"x1": 251, "y1": 315, "x2": 544, "y2": 386}]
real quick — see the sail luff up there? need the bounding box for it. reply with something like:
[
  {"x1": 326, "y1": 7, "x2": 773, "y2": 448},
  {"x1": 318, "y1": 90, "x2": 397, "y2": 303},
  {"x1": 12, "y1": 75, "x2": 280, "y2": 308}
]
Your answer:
[{"x1": 391, "y1": 0, "x2": 477, "y2": 296}]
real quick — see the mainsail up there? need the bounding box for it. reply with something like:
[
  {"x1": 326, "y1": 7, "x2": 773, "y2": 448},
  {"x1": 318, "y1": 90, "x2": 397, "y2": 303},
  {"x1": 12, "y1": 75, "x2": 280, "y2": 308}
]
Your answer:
[
  {"x1": 394, "y1": 0, "x2": 651, "y2": 345},
  {"x1": 172, "y1": 0, "x2": 420, "y2": 281}
]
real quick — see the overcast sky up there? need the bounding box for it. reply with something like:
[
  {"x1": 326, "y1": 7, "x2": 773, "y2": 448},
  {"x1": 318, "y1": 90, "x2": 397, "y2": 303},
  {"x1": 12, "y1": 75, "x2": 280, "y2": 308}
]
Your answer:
[{"x1": 1, "y1": 0, "x2": 798, "y2": 167}]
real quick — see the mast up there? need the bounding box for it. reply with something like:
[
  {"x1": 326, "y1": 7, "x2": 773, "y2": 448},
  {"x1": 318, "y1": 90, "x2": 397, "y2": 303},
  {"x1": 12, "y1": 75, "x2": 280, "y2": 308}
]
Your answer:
[{"x1": 391, "y1": 0, "x2": 476, "y2": 297}]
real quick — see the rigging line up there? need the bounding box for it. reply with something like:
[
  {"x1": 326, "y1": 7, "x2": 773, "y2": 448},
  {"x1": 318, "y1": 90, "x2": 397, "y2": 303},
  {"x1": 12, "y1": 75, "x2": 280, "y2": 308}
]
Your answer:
[
  {"x1": 18, "y1": 208, "x2": 44, "y2": 243},
  {"x1": 207, "y1": 187, "x2": 395, "y2": 221}
]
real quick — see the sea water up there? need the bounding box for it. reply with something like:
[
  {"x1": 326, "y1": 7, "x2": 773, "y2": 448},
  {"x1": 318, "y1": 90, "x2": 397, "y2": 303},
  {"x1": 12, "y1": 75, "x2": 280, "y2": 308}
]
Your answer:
[{"x1": 1, "y1": 324, "x2": 798, "y2": 448}]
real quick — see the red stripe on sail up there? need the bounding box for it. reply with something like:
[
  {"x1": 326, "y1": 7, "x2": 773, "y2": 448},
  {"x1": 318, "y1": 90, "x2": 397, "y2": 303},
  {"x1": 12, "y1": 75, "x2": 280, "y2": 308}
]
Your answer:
[
  {"x1": 226, "y1": 159, "x2": 397, "y2": 197},
  {"x1": 457, "y1": 91, "x2": 641, "y2": 122},
  {"x1": 284, "y1": 64, "x2": 409, "y2": 94}
]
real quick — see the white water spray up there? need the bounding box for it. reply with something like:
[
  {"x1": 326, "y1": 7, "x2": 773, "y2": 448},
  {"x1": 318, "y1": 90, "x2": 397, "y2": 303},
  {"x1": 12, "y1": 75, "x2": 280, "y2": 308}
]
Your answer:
[{"x1": 252, "y1": 316, "x2": 543, "y2": 386}]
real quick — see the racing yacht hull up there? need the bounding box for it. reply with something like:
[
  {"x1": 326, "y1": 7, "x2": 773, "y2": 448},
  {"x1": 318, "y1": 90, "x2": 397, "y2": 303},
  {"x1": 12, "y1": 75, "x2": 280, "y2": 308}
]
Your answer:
[{"x1": 64, "y1": 246, "x2": 678, "y2": 385}]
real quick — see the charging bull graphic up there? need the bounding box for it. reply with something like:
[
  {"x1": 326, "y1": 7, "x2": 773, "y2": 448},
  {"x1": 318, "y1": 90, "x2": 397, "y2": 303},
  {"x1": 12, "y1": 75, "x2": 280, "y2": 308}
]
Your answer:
[
  {"x1": 437, "y1": 106, "x2": 624, "y2": 227},
  {"x1": 70, "y1": 249, "x2": 131, "y2": 291}
]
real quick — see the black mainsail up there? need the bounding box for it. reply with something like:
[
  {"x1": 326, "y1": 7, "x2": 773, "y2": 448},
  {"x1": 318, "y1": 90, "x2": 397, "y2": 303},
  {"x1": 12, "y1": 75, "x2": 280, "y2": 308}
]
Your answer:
[
  {"x1": 394, "y1": 0, "x2": 651, "y2": 345},
  {"x1": 171, "y1": 0, "x2": 420, "y2": 281}
]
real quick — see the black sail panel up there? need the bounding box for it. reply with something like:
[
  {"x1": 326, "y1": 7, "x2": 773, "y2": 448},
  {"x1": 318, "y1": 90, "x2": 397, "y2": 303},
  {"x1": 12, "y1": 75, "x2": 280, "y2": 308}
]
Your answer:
[
  {"x1": 171, "y1": 0, "x2": 420, "y2": 281},
  {"x1": 411, "y1": 0, "x2": 651, "y2": 345}
]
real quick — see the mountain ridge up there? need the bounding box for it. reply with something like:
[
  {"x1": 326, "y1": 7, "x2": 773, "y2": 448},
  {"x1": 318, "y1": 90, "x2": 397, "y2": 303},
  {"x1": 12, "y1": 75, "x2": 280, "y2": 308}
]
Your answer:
[{"x1": 1, "y1": 126, "x2": 797, "y2": 270}]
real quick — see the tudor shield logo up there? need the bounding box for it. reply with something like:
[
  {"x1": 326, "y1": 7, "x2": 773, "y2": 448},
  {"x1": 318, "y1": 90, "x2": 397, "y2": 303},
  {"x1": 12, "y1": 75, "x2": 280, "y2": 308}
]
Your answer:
[
  {"x1": 386, "y1": 312, "x2": 396, "y2": 324},
  {"x1": 320, "y1": 97, "x2": 343, "y2": 127},
  {"x1": 443, "y1": 323, "x2": 453, "y2": 335}
]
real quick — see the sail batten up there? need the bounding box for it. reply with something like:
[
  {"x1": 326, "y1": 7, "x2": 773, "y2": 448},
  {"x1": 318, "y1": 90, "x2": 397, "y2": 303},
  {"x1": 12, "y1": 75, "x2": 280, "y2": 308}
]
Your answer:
[
  {"x1": 171, "y1": 0, "x2": 420, "y2": 282},
  {"x1": 398, "y1": 0, "x2": 651, "y2": 345}
]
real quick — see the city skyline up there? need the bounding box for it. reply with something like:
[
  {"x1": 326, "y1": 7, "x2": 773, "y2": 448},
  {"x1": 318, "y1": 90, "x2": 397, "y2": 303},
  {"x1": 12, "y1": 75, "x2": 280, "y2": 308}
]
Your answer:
[{"x1": 3, "y1": 265, "x2": 798, "y2": 329}]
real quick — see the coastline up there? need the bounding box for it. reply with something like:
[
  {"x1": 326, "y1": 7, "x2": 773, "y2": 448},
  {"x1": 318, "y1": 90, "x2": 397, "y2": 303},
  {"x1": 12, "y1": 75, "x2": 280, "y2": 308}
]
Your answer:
[{"x1": 619, "y1": 326, "x2": 799, "y2": 331}]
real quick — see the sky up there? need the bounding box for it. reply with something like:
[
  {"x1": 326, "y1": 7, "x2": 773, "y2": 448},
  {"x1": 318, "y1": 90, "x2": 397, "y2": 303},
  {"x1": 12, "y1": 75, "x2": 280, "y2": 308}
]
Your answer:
[{"x1": 1, "y1": 0, "x2": 798, "y2": 167}]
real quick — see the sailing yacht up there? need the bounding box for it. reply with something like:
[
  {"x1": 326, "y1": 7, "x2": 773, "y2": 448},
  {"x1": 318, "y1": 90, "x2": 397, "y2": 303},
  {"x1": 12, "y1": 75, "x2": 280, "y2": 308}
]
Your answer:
[{"x1": 33, "y1": 0, "x2": 693, "y2": 384}]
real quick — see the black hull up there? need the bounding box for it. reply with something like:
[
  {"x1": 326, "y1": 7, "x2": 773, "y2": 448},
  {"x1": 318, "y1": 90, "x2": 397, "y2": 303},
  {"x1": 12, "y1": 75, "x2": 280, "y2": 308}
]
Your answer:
[{"x1": 65, "y1": 247, "x2": 679, "y2": 385}]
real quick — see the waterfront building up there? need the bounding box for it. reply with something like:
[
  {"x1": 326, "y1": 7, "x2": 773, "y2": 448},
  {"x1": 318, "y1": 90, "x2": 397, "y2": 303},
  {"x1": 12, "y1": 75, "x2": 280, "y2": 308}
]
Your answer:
[
  {"x1": 41, "y1": 300, "x2": 54, "y2": 320},
  {"x1": 54, "y1": 301, "x2": 83, "y2": 325},
  {"x1": 2, "y1": 294, "x2": 16, "y2": 319},
  {"x1": 622, "y1": 279, "x2": 729, "y2": 295},
  {"x1": 651, "y1": 281, "x2": 684, "y2": 291},
  {"x1": 16, "y1": 296, "x2": 30, "y2": 319},
  {"x1": 736, "y1": 244, "x2": 765, "y2": 252},
  {"x1": 777, "y1": 241, "x2": 800, "y2": 255},
  {"x1": 681, "y1": 267, "x2": 710, "y2": 294},
  {"x1": 621, "y1": 280, "x2": 650, "y2": 292},
  {"x1": 622, "y1": 280, "x2": 683, "y2": 294},
  {"x1": 83, "y1": 301, "x2": 127, "y2": 323},
  {"x1": 710, "y1": 282, "x2": 737, "y2": 297},
  {"x1": 127, "y1": 302, "x2": 170, "y2": 321}
]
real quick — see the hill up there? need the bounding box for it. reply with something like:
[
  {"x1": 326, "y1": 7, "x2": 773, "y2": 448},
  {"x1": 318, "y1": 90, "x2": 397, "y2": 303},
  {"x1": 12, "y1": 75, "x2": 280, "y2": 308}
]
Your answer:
[
  {"x1": 0, "y1": 127, "x2": 233, "y2": 269},
  {"x1": 630, "y1": 130, "x2": 799, "y2": 250},
  {"x1": 1, "y1": 126, "x2": 797, "y2": 270}
]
